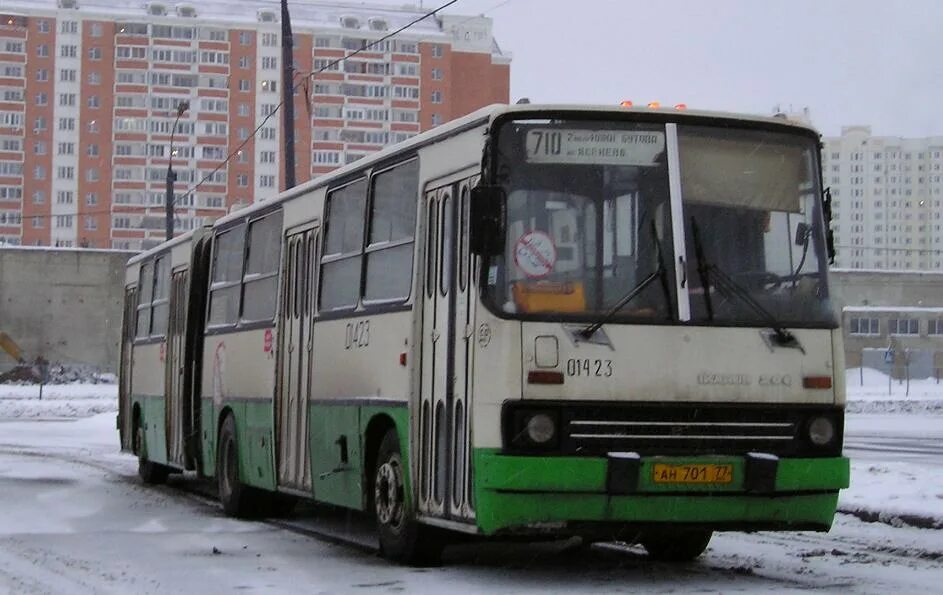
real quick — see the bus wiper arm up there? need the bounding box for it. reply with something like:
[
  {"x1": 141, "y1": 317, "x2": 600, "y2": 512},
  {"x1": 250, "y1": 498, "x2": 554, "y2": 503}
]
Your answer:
[
  {"x1": 580, "y1": 222, "x2": 670, "y2": 339},
  {"x1": 690, "y1": 217, "x2": 714, "y2": 321},
  {"x1": 688, "y1": 224, "x2": 803, "y2": 354}
]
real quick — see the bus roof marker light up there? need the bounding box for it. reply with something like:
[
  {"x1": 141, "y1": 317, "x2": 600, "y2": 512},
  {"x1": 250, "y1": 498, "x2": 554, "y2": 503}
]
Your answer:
[
  {"x1": 620, "y1": 100, "x2": 633, "y2": 108},
  {"x1": 647, "y1": 101, "x2": 661, "y2": 109},
  {"x1": 674, "y1": 103, "x2": 687, "y2": 110}
]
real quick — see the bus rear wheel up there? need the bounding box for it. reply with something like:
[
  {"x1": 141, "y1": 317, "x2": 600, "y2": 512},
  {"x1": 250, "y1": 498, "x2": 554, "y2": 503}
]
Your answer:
[
  {"x1": 217, "y1": 414, "x2": 254, "y2": 517},
  {"x1": 373, "y1": 429, "x2": 443, "y2": 566},
  {"x1": 135, "y1": 423, "x2": 169, "y2": 485},
  {"x1": 640, "y1": 529, "x2": 713, "y2": 561}
]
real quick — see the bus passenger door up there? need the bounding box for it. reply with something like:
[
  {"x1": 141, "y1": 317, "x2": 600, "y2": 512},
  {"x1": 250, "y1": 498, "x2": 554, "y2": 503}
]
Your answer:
[
  {"x1": 276, "y1": 225, "x2": 318, "y2": 492},
  {"x1": 118, "y1": 286, "x2": 138, "y2": 451},
  {"x1": 165, "y1": 269, "x2": 188, "y2": 468},
  {"x1": 419, "y1": 177, "x2": 477, "y2": 521}
]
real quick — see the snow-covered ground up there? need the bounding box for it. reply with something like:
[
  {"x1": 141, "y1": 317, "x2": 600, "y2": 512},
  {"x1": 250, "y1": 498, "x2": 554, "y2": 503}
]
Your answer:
[
  {"x1": 0, "y1": 374, "x2": 940, "y2": 593},
  {"x1": 0, "y1": 383, "x2": 118, "y2": 419},
  {"x1": 0, "y1": 369, "x2": 940, "y2": 528}
]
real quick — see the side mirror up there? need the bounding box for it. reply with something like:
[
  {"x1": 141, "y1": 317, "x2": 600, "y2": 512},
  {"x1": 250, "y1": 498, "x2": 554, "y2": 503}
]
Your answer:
[
  {"x1": 469, "y1": 185, "x2": 506, "y2": 255},
  {"x1": 794, "y1": 221, "x2": 811, "y2": 246}
]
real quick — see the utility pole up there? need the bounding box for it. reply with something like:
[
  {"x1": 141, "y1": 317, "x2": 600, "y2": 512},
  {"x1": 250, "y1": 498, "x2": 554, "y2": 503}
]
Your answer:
[
  {"x1": 281, "y1": 0, "x2": 296, "y2": 190},
  {"x1": 165, "y1": 100, "x2": 190, "y2": 241}
]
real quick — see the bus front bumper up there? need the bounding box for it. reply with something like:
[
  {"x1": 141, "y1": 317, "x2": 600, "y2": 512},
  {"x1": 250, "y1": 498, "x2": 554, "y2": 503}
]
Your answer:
[{"x1": 472, "y1": 450, "x2": 850, "y2": 536}]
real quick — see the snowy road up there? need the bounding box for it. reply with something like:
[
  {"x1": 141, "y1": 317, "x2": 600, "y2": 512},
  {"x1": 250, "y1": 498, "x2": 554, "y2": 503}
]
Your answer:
[
  {"x1": 0, "y1": 413, "x2": 941, "y2": 594},
  {"x1": 845, "y1": 414, "x2": 943, "y2": 465}
]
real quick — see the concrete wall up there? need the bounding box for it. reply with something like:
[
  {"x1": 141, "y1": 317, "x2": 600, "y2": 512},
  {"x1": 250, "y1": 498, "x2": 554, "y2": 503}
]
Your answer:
[
  {"x1": 830, "y1": 268, "x2": 943, "y2": 378},
  {"x1": 0, "y1": 247, "x2": 135, "y2": 374}
]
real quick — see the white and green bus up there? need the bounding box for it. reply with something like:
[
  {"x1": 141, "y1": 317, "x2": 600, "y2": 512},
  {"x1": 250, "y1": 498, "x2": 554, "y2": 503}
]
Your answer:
[{"x1": 119, "y1": 103, "x2": 848, "y2": 564}]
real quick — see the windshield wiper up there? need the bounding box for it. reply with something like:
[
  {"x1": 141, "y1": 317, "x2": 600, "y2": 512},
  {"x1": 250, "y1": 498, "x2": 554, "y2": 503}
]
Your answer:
[
  {"x1": 689, "y1": 216, "x2": 804, "y2": 354},
  {"x1": 580, "y1": 222, "x2": 672, "y2": 338}
]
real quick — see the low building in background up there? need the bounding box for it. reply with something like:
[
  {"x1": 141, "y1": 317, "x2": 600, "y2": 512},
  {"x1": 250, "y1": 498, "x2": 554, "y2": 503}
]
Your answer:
[{"x1": 830, "y1": 268, "x2": 943, "y2": 379}]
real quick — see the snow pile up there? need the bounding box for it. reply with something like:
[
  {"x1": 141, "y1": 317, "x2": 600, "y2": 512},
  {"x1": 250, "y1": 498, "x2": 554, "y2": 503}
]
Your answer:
[
  {"x1": 0, "y1": 383, "x2": 117, "y2": 419},
  {"x1": 0, "y1": 362, "x2": 117, "y2": 385},
  {"x1": 845, "y1": 368, "x2": 943, "y2": 414},
  {"x1": 841, "y1": 462, "x2": 943, "y2": 530}
]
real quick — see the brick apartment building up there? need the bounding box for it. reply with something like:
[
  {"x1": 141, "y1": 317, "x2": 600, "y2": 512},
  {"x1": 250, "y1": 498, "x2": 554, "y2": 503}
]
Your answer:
[{"x1": 0, "y1": 0, "x2": 510, "y2": 250}]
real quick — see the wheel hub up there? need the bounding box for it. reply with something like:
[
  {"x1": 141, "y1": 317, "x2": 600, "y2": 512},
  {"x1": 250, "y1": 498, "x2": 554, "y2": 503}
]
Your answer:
[{"x1": 375, "y1": 460, "x2": 404, "y2": 529}]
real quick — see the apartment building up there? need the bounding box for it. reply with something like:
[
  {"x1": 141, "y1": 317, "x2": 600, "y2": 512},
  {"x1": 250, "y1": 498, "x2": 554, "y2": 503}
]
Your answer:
[
  {"x1": 822, "y1": 126, "x2": 943, "y2": 271},
  {"x1": 0, "y1": 0, "x2": 510, "y2": 250}
]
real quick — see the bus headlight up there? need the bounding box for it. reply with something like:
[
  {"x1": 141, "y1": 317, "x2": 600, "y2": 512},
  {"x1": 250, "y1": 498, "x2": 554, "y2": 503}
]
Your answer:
[
  {"x1": 525, "y1": 413, "x2": 556, "y2": 444},
  {"x1": 808, "y1": 416, "x2": 835, "y2": 446}
]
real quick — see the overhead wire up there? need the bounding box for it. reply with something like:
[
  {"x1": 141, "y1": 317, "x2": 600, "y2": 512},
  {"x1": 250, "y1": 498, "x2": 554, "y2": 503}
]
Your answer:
[{"x1": 167, "y1": 0, "x2": 460, "y2": 209}]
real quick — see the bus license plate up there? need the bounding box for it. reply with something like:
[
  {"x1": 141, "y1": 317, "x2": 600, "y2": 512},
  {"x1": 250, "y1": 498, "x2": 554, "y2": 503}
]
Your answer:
[{"x1": 652, "y1": 463, "x2": 733, "y2": 485}]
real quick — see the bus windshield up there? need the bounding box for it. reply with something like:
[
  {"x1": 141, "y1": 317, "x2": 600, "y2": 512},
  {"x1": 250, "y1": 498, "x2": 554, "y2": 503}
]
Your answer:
[
  {"x1": 484, "y1": 117, "x2": 835, "y2": 327},
  {"x1": 486, "y1": 120, "x2": 677, "y2": 321}
]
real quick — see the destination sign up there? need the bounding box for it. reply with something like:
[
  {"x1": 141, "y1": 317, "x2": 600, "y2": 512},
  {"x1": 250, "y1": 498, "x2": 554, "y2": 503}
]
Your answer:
[{"x1": 525, "y1": 129, "x2": 665, "y2": 166}]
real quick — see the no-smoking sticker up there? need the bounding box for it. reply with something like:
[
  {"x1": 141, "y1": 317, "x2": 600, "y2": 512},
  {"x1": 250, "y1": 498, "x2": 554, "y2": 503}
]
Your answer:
[{"x1": 514, "y1": 231, "x2": 557, "y2": 278}]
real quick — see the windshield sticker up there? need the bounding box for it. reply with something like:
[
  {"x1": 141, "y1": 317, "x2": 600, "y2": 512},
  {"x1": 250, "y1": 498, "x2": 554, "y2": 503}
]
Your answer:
[
  {"x1": 525, "y1": 129, "x2": 665, "y2": 166},
  {"x1": 514, "y1": 231, "x2": 557, "y2": 278}
]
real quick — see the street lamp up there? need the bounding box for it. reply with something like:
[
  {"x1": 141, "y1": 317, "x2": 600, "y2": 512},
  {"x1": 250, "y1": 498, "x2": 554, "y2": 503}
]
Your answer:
[{"x1": 165, "y1": 100, "x2": 190, "y2": 241}]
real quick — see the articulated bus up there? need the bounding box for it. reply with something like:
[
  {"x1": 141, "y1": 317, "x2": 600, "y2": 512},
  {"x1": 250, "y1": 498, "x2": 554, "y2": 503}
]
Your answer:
[{"x1": 119, "y1": 103, "x2": 849, "y2": 564}]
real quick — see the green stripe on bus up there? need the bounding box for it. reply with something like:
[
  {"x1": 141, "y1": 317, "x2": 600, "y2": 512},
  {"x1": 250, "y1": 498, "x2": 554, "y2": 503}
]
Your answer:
[
  {"x1": 474, "y1": 491, "x2": 840, "y2": 535},
  {"x1": 472, "y1": 449, "x2": 848, "y2": 534},
  {"x1": 475, "y1": 450, "x2": 849, "y2": 493}
]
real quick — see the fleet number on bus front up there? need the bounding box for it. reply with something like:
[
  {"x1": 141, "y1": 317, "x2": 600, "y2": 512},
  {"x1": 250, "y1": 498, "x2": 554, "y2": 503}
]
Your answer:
[{"x1": 566, "y1": 358, "x2": 613, "y2": 377}]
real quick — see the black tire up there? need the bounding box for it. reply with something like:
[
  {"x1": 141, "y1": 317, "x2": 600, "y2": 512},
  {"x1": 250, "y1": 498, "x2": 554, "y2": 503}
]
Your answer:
[
  {"x1": 640, "y1": 529, "x2": 713, "y2": 561},
  {"x1": 217, "y1": 414, "x2": 253, "y2": 517},
  {"x1": 136, "y1": 424, "x2": 170, "y2": 485},
  {"x1": 373, "y1": 429, "x2": 444, "y2": 566}
]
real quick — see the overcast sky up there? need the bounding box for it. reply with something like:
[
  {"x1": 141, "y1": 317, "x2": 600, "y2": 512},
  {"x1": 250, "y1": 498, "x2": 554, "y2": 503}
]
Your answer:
[{"x1": 365, "y1": 0, "x2": 943, "y2": 138}]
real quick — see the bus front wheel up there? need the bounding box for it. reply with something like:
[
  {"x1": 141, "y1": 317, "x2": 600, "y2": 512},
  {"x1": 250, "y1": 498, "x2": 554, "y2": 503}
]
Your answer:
[
  {"x1": 640, "y1": 529, "x2": 713, "y2": 561},
  {"x1": 373, "y1": 429, "x2": 443, "y2": 566}
]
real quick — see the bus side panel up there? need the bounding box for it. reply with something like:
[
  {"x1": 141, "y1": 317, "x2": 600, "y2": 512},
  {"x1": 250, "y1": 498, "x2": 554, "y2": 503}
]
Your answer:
[
  {"x1": 133, "y1": 342, "x2": 168, "y2": 464},
  {"x1": 200, "y1": 328, "x2": 277, "y2": 491},
  {"x1": 308, "y1": 312, "x2": 413, "y2": 509},
  {"x1": 308, "y1": 403, "x2": 362, "y2": 509}
]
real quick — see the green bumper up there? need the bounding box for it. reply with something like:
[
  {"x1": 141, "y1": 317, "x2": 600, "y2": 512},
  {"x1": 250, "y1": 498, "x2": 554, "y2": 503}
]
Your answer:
[{"x1": 472, "y1": 449, "x2": 850, "y2": 535}]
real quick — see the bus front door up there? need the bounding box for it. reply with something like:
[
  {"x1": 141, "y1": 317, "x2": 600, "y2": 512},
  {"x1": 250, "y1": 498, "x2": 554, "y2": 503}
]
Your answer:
[
  {"x1": 419, "y1": 177, "x2": 476, "y2": 522},
  {"x1": 275, "y1": 225, "x2": 318, "y2": 493}
]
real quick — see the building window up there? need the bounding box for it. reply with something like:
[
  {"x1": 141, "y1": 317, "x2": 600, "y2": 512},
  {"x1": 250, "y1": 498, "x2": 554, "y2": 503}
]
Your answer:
[
  {"x1": 236, "y1": 174, "x2": 248, "y2": 187},
  {"x1": 431, "y1": 44, "x2": 443, "y2": 58},
  {"x1": 430, "y1": 90, "x2": 443, "y2": 104},
  {"x1": 37, "y1": 44, "x2": 49, "y2": 57},
  {"x1": 261, "y1": 32, "x2": 277, "y2": 47},
  {"x1": 888, "y1": 318, "x2": 918, "y2": 336},
  {"x1": 88, "y1": 47, "x2": 102, "y2": 60},
  {"x1": 38, "y1": 20, "x2": 50, "y2": 33},
  {"x1": 86, "y1": 192, "x2": 98, "y2": 206},
  {"x1": 60, "y1": 45, "x2": 77, "y2": 58},
  {"x1": 239, "y1": 78, "x2": 250, "y2": 92},
  {"x1": 431, "y1": 113, "x2": 442, "y2": 126},
  {"x1": 431, "y1": 68, "x2": 443, "y2": 80},
  {"x1": 848, "y1": 317, "x2": 879, "y2": 336},
  {"x1": 32, "y1": 190, "x2": 45, "y2": 204},
  {"x1": 34, "y1": 141, "x2": 47, "y2": 155},
  {"x1": 259, "y1": 175, "x2": 275, "y2": 188},
  {"x1": 37, "y1": 69, "x2": 49, "y2": 82},
  {"x1": 88, "y1": 95, "x2": 100, "y2": 108}
]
